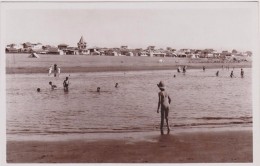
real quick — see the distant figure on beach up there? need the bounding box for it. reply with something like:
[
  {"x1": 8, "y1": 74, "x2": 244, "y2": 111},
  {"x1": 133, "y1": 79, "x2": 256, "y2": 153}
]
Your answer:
[
  {"x1": 53, "y1": 64, "x2": 58, "y2": 77},
  {"x1": 58, "y1": 68, "x2": 61, "y2": 77},
  {"x1": 48, "y1": 66, "x2": 52, "y2": 76},
  {"x1": 37, "y1": 88, "x2": 41, "y2": 92},
  {"x1": 216, "y1": 71, "x2": 219, "y2": 77},
  {"x1": 203, "y1": 66, "x2": 205, "y2": 71},
  {"x1": 177, "y1": 66, "x2": 181, "y2": 73},
  {"x1": 173, "y1": 75, "x2": 176, "y2": 78},
  {"x1": 230, "y1": 71, "x2": 234, "y2": 78},
  {"x1": 241, "y1": 68, "x2": 244, "y2": 78},
  {"x1": 49, "y1": 81, "x2": 57, "y2": 90},
  {"x1": 222, "y1": 65, "x2": 224, "y2": 70},
  {"x1": 115, "y1": 83, "x2": 119, "y2": 88},
  {"x1": 63, "y1": 77, "x2": 70, "y2": 91},
  {"x1": 157, "y1": 81, "x2": 171, "y2": 134},
  {"x1": 97, "y1": 87, "x2": 100, "y2": 92},
  {"x1": 183, "y1": 66, "x2": 186, "y2": 73}
]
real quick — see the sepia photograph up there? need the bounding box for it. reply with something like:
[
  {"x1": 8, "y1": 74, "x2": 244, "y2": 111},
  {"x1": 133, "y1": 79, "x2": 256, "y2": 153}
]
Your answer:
[{"x1": 1, "y1": 0, "x2": 259, "y2": 165}]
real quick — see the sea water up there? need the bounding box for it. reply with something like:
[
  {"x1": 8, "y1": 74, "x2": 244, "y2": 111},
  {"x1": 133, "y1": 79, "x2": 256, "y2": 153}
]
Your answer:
[{"x1": 6, "y1": 68, "x2": 252, "y2": 141}]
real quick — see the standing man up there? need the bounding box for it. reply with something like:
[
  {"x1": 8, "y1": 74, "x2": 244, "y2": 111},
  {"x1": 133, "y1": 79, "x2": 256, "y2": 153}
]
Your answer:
[
  {"x1": 216, "y1": 71, "x2": 219, "y2": 77},
  {"x1": 177, "y1": 66, "x2": 181, "y2": 73},
  {"x1": 230, "y1": 71, "x2": 234, "y2": 78},
  {"x1": 241, "y1": 68, "x2": 244, "y2": 78},
  {"x1": 63, "y1": 77, "x2": 70, "y2": 91},
  {"x1": 53, "y1": 64, "x2": 58, "y2": 77},
  {"x1": 183, "y1": 66, "x2": 186, "y2": 73},
  {"x1": 58, "y1": 67, "x2": 61, "y2": 77},
  {"x1": 157, "y1": 81, "x2": 172, "y2": 134}
]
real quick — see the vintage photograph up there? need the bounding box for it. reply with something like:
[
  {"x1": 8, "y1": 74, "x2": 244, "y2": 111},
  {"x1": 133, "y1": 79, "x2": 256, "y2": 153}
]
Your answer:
[{"x1": 2, "y1": 1, "x2": 258, "y2": 164}]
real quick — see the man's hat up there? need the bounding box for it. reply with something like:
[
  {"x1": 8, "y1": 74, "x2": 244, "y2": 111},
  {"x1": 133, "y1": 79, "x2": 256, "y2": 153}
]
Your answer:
[{"x1": 157, "y1": 81, "x2": 165, "y2": 89}]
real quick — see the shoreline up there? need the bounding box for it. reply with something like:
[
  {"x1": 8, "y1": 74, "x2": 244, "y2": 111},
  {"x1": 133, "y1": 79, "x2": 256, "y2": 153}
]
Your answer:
[
  {"x1": 5, "y1": 54, "x2": 251, "y2": 74},
  {"x1": 7, "y1": 125, "x2": 252, "y2": 142},
  {"x1": 6, "y1": 64, "x2": 251, "y2": 74},
  {"x1": 7, "y1": 129, "x2": 253, "y2": 163}
]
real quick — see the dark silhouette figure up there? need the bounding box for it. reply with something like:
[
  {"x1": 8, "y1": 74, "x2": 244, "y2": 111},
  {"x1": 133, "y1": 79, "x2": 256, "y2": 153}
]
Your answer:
[
  {"x1": 230, "y1": 71, "x2": 234, "y2": 78},
  {"x1": 241, "y1": 68, "x2": 244, "y2": 78},
  {"x1": 63, "y1": 77, "x2": 69, "y2": 91}
]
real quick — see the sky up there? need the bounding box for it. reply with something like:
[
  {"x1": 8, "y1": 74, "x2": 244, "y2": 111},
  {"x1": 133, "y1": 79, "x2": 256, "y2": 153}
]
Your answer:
[{"x1": 2, "y1": 1, "x2": 259, "y2": 51}]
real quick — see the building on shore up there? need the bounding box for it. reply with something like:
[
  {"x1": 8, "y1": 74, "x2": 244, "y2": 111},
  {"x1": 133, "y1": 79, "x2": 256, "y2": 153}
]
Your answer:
[
  {"x1": 6, "y1": 48, "x2": 19, "y2": 53},
  {"x1": 87, "y1": 47, "x2": 99, "y2": 55},
  {"x1": 47, "y1": 47, "x2": 61, "y2": 55},
  {"x1": 58, "y1": 44, "x2": 69, "y2": 50},
  {"x1": 77, "y1": 36, "x2": 88, "y2": 55},
  {"x1": 121, "y1": 46, "x2": 128, "y2": 49},
  {"x1": 22, "y1": 42, "x2": 33, "y2": 49}
]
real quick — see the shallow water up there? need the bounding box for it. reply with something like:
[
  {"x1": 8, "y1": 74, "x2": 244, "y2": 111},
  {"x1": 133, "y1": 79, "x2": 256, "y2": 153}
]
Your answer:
[{"x1": 6, "y1": 68, "x2": 252, "y2": 140}]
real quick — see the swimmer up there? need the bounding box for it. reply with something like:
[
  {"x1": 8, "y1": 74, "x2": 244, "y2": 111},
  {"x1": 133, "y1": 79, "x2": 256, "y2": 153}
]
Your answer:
[
  {"x1": 115, "y1": 83, "x2": 119, "y2": 88},
  {"x1": 37, "y1": 88, "x2": 40, "y2": 92},
  {"x1": 203, "y1": 66, "x2": 205, "y2": 71},
  {"x1": 173, "y1": 75, "x2": 176, "y2": 78},
  {"x1": 49, "y1": 81, "x2": 57, "y2": 90}
]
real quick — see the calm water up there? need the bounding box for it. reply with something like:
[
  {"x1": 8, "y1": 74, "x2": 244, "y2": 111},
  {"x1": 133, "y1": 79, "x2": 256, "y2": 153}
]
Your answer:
[{"x1": 6, "y1": 68, "x2": 252, "y2": 140}]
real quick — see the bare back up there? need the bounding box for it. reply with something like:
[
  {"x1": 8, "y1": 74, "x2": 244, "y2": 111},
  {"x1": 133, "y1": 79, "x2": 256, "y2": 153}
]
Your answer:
[{"x1": 158, "y1": 91, "x2": 171, "y2": 110}]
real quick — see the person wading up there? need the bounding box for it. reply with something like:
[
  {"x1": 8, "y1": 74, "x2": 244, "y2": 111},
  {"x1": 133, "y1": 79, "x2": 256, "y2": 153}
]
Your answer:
[{"x1": 157, "y1": 81, "x2": 172, "y2": 134}]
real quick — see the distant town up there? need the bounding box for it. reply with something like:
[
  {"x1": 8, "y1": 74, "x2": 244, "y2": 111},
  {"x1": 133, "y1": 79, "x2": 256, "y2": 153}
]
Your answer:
[{"x1": 6, "y1": 36, "x2": 252, "y2": 61}]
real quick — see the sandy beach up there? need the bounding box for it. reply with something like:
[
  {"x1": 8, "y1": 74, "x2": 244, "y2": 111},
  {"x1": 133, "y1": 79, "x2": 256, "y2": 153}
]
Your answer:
[
  {"x1": 6, "y1": 54, "x2": 251, "y2": 74},
  {"x1": 6, "y1": 130, "x2": 252, "y2": 163}
]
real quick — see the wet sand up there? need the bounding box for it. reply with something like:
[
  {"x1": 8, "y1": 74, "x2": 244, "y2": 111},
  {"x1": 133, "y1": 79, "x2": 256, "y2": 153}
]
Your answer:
[{"x1": 7, "y1": 130, "x2": 252, "y2": 163}]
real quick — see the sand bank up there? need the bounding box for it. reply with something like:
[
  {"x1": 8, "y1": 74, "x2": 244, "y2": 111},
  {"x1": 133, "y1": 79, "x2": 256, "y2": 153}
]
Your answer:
[
  {"x1": 6, "y1": 130, "x2": 252, "y2": 163},
  {"x1": 6, "y1": 54, "x2": 251, "y2": 74},
  {"x1": 6, "y1": 63, "x2": 251, "y2": 74}
]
